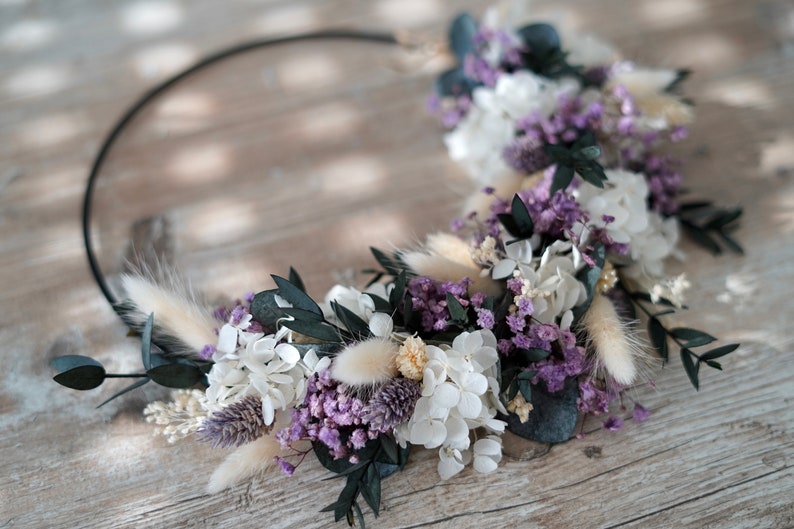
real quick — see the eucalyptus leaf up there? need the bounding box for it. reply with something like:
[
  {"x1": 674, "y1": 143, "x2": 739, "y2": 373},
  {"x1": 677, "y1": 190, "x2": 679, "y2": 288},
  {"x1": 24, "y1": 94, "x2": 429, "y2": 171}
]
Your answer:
[
  {"x1": 680, "y1": 348, "x2": 700, "y2": 391},
  {"x1": 449, "y1": 12, "x2": 478, "y2": 61},
  {"x1": 272, "y1": 274, "x2": 322, "y2": 315},
  {"x1": 141, "y1": 313, "x2": 154, "y2": 370},
  {"x1": 49, "y1": 354, "x2": 104, "y2": 373},
  {"x1": 146, "y1": 363, "x2": 204, "y2": 388},
  {"x1": 53, "y1": 364, "x2": 106, "y2": 390},
  {"x1": 648, "y1": 317, "x2": 669, "y2": 362},
  {"x1": 389, "y1": 271, "x2": 407, "y2": 309},
  {"x1": 671, "y1": 328, "x2": 716, "y2": 344},
  {"x1": 281, "y1": 307, "x2": 326, "y2": 323},
  {"x1": 288, "y1": 267, "x2": 306, "y2": 292},
  {"x1": 282, "y1": 319, "x2": 343, "y2": 343},
  {"x1": 360, "y1": 463, "x2": 381, "y2": 517},
  {"x1": 573, "y1": 145, "x2": 601, "y2": 161},
  {"x1": 331, "y1": 301, "x2": 371, "y2": 338},
  {"x1": 518, "y1": 23, "x2": 561, "y2": 57},
  {"x1": 510, "y1": 194, "x2": 535, "y2": 235},
  {"x1": 445, "y1": 293, "x2": 469, "y2": 324},
  {"x1": 550, "y1": 164, "x2": 575, "y2": 194},
  {"x1": 365, "y1": 293, "x2": 392, "y2": 313},
  {"x1": 704, "y1": 360, "x2": 723, "y2": 370},
  {"x1": 699, "y1": 343, "x2": 739, "y2": 361},
  {"x1": 250, "y1": 289, "x2": 283, "y2": 329}
]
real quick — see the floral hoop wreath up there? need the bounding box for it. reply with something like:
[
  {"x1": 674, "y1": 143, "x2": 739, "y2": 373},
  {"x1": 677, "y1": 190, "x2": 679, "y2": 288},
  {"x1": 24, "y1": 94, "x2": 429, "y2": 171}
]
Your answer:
[{"x1": 52, "y1": 8, "x2": 743, "y2": 528}]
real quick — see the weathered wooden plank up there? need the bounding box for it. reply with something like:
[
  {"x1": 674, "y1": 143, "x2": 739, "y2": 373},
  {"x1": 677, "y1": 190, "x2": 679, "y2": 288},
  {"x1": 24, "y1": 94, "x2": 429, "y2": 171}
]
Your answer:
[{"x1": 1, "y1": 0, "x2": 793, "y2": 528}]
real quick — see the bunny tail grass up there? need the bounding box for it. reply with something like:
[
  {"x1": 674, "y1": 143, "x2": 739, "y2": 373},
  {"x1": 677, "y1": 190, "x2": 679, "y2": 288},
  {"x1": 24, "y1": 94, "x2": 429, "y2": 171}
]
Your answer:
[
  {"x1": 582, "y1": 293, "x2": 649, "y2": 386},
  {"x1": 120, "y1": 272, "x2": 217, "y2": 356},
  {"x1": 206, "y1": 434, "x2": 282, "y2": 494},
  {"x1": 331, "y1": 338, "x2": 399, "y2": 387}
]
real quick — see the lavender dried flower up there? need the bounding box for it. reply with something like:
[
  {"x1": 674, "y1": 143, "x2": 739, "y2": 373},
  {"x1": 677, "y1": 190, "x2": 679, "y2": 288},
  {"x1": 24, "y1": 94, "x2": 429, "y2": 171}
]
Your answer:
[
  {"x1": 197, "y1": 395, "x2": 270, "y2": 448},
  {"x1": 361, "y1": 378, "x2": 422, "y2": 433}
]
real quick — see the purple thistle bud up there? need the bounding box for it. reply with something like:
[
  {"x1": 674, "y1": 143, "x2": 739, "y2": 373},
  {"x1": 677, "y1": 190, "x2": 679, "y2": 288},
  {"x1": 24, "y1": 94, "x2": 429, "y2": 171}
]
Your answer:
[
  {"x1": 197, "y1": 395, "x2": 270, "y2": 448},
  {"x1": 503, "y1": 136, "x2": 551, "y2": 174},
  {"x1": 361, "y1": 378, "x2": 422, "y2": 433}
]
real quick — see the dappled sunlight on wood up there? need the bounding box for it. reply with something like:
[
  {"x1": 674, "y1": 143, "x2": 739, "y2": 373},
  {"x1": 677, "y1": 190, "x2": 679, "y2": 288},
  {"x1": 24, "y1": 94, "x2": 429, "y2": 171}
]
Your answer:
[
  {"x1": 374, "y1": 0, "x2": 445, "y2": 27},
  {"x1": 664, "y1": 32, "x2": 743, "y2": 70},
  {"x1": 4, "y1": 63, "x2": 72, "y2": 98},
  {"x1": 17, "y1": 111, "x2": 88, "y2": 148},
  {"x1": 132, "y1": 42, "x2": 197, "y2": 79},
  {"x1": 165, "y1": 143, "x2": 234, "y2": 184},
  {"x1": 277, "y1": 52, "x2": 343, "y2": 92},
  {"x1": 178, "y1": 196, "x2": 260, "y2": 248},
  {"x1": 704, "y1": 77, "x2": 777, "y2": 109},
  {"x1": 1, "y1": 18, "x2": 57, "y2": 51},
  {"x1": 153, "y1": 91, "x2": 220, "y2": 133},
  {"x1": 314, "y1": 154, "x2": 388, "y2": 197},
  {"x1": 291, "y1": 101, "x2": 364, "y2": 143},
  {"x1": 120, "y1": 0, "x2": 183, "y2": 36},
  {"x1": 637, "y1": 0, "x2": 708, "y2": 29},
  {"x1": 251, "y1": 3, "x2": 320, "y2": 35}
]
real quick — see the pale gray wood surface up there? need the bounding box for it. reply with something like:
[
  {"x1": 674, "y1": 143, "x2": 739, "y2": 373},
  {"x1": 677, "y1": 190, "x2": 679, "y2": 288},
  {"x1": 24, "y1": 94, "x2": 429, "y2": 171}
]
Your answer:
[{"x1": 1, "y1": 1, "x2": 793, "y2": 528}]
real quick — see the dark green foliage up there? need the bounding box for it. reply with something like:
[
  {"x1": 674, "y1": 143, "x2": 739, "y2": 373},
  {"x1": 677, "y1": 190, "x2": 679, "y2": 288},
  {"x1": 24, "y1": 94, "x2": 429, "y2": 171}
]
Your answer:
[
  {"x1": 629, "y1": 289, "x2": 740, "y2": 390},
  {"x1": 545, "y1": 133, "x2": 607, "y2": 194},
  {"x1": 679, "y1": 201, "x2": 743, "y2": 255},
  {"x1": 317, "y1": 436, "x2": 410, "y2": 528},
  {"x1": 497, "y1": 194, "x2": 535, "y2": 240}
]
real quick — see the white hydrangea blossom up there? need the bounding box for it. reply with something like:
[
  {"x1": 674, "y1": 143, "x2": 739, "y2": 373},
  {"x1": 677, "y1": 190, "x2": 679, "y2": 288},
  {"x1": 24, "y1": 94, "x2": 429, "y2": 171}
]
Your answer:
[
  {"x1": 395, "y1": 330, "x2": 506, "y2": 479},
  {"x1": 321, "y1": 283, "x2": 393, "y2": 337},
  {"x1": 493, "y1": 239, "x2": 586, "y2": 324},
  {"x1": 205, "y1": 316, "x2": 330, "y2": 425},
  {"x1": 623, "y1": 211, "x2": 680, "y2": 279},
  {"x1": 444, "y1": 72, "x2": 580, "y2": 184},
  {"x1": 574, "y1": 169, "x2": 679, "y2": 279},
  {"x1": 575, "y1": 169, "x2": 650, "y2": 245}
]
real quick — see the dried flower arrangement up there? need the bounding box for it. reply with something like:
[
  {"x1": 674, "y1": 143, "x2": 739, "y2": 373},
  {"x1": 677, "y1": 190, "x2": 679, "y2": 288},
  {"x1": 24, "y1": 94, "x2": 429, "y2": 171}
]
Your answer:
[{"x1": 52, "y1": 5, "x2": 743, "y2": 528}]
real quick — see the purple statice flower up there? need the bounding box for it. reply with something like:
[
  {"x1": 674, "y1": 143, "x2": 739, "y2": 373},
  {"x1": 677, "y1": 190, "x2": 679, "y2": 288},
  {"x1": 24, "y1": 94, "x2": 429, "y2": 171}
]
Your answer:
[
  {"x1": 498, "y1": 339, "x2": 513, "y2": 356},
  {"x1": 464, "y1": 54, "x2": 499, "y2": 87},
  {"x1": 506, "y1": 314, "x2": 526, "y2": 334},
  {"x1": 230, "y1": 305, "x2": 248, "y2": 326},
  {"x1": 516, "y1": 297, "x2": 534, "y2": 317},
  {"x1": 196, "y1": 395, "x2": 269, "y2": 448},
  {"x1": 578, "y1": 380, "x2": 610, "y2": 415},
  {"x1": 199, "y1": 344, "x2": 216, "y2": 360},
  {"x1": 427, "y1": 93, "x2": 472, "y2": 129},
  {"x1": 670, "y1": 125, "x2": 689, "y2": 142},
  {"x1": 603, "y1": 416, "x2": 624, "y2": 431},
  {"x1": 632, "y1": 403, "x2": 651, "y2": 422},
  {"x1": 408, "y1": 276, "x2": 473, "y2": 333},
  {"x1": 638, "y1": 154, "x2": 683, "y2": 215},
  {"x1": 274, "y1": 456, "x2": 296, "y2": 477},
  {"x1": 361, "y1": 378, "x2": 421, "y2": 433},
  {"x1": 278, "y1": 369, "x2": 374, "y2": 461},
  {"x1": 476, "y1": 308, "x2": 495, "y2": 330},
  {"x1": 530, "y1": 327, "x2": 586, "y2": 393}
]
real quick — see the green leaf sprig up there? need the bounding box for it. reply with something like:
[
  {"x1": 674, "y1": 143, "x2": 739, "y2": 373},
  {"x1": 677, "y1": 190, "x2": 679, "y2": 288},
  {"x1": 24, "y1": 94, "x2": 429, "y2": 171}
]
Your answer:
[
  {"x1": 679, "y1": 201, "x2": 743, "y2": 255},
  {"x1": 50, "y1": 313, "x2": 208, "y2": 406},
  {"x1": 544, "y1": 132, "x2": 608, "y2": 194},
  {"x1": 630, "y1": 291, "x2": 740, "y2": 390}
]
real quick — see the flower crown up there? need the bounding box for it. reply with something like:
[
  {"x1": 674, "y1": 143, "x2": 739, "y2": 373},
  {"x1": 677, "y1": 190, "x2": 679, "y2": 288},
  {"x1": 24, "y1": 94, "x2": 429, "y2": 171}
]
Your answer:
[{"x1": 52, "y1": 7, "x2": 743, "y2": 528}]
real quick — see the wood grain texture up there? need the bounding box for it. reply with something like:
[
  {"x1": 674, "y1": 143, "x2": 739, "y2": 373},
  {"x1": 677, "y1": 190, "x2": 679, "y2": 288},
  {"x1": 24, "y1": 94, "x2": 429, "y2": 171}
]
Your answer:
[{"x1": 1, "y1": 0, "x2": 792, "y2": 528}]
